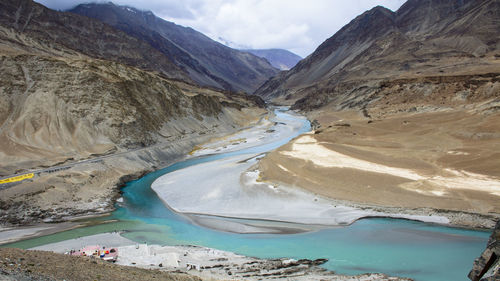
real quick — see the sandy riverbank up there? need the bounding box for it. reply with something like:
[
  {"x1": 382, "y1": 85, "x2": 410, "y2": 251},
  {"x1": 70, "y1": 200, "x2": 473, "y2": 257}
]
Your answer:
[
  {"x1": 26, "y1": 232, "x2": 410, "y2": 281},
  {"x1": 152, "y1": 109, "x2": 459, "y2": 234},
  {"x1": 0, "y1": 106, "x2": 268, "y2": 244},
  {"x1": 190, "y1": 107, "x2": 308, "y2": 156},
  {"x1": 153, "y1": 152, "x2": 450, "y2": 234},
  {"x1": 0, "y1": 108, "x2": 278, "y2": 246},
  {"x1": 258, "y1": 109, "x2": 500, "y2": 229},
  {"x1": 0, "y1": 223, "x2": 78, "y2": 246},
  {"x1": 1, "y1": 108, "x2": 492, "y2": 280},
  {"x1": 0, "y1": 92, "x2": 267, "y2": 227}
]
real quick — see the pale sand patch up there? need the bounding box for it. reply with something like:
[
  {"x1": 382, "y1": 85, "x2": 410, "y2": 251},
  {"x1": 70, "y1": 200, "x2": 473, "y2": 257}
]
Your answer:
[
  {"x1": 283, "y1": 135, "x2": 500, "y2": 197},
  {"x1": 0, "y1": 222, "x2": 80, "y2": 245},
  {"x1": 447, "y1": 150, "x2": 470, "y2": 155},
  {"x1": 31, "y1": 232, "x2": 135, "y2": 253},
  {"x1": 190, "y1": 118, "x2": 273, "y2": 155},
  {"x1": 277, "y1": 164, "x2": 291, "y2": 173},
  {"x1": 0, "y1": 227, "x2": 49, "y2": 245},
  {"x1": 30, "y1": 233, "x2": 388, "y2": 280},
  {"x1": 284, "y1": 135, "x2": 424, "y2": 181},
  {"x1": 429, "y1": 169, "x2": 500, "y2": 196},
  {"x1": 152, "y1": 153, "x2": 375, "y2": 226},
  {"x1": 152, "y1": 152, "x2": 449, "y2": 231},
  {"x1": 191, "y1": 108, "x2": 307, "y2": 156}
]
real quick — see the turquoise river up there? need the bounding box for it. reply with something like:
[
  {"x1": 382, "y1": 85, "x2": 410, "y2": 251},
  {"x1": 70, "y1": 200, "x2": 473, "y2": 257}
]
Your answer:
[{"x1": 4, "y1": 109, "x2": 491, "y2": 281}]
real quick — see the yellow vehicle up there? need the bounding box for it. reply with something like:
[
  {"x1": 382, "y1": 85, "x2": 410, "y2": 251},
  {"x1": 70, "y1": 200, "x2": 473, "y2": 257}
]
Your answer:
[{"x1": 0, "y1": 173, "x2": 34, "y2": 184}]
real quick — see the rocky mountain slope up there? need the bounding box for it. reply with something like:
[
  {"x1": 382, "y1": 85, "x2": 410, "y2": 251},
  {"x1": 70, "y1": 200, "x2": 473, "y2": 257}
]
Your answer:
[
  {"x1": 255, "y1": 0, "x2": 500, "y2": 112},
  {"x1": 0, "y1": 0, "x2": 267, "y2": 225},
  {"x1": 0, "y1": 53, "x2": 264, "y2": 177},
  {"x1": 0, "y1": 0, "x2": 188, "y2": 81},
  {"x1": 68, "y1": 2, "x2": 278, "y2": 93},
  {"x1": 242, "y1": 48, "x2": 302, "y2": 70}
]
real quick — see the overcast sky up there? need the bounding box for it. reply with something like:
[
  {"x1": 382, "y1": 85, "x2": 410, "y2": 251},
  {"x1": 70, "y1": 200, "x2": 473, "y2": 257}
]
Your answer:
[{"x1": 35, "y1": 0, "x2": 407, "y2": 57}]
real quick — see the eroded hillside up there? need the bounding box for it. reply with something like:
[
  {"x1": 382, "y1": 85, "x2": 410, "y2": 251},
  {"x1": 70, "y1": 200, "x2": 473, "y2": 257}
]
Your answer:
[
  {"x1": 0, "y1": 0, "x2": 267, "y2": 225},
  {"x1": 0, "y1": 53, "x2": 265, "y2": 226},
  {"x1": 0, "y1": 54, "x2": 264, "y2": 175}
]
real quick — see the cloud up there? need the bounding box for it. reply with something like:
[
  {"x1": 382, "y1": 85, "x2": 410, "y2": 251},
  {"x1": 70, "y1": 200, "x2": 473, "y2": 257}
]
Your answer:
[
  {"x1": 35, "y1": 0, "x2": 200, "y2": 18},
  {"x1": 35, "y1": 0, "x2": 406, "y2": 57}
]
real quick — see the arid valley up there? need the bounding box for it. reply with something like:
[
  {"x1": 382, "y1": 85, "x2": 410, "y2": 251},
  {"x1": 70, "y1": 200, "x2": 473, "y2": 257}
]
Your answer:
[{"x1": 1, "y1": 0, "x2": 499, "y2": 280}]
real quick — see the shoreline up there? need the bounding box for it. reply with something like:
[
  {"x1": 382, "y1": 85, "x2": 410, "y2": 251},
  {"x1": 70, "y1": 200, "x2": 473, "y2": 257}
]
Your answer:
[
  {"x1": 23, "y1": 232, "x2": 411, "y2": 281},
  {"x1": 0, "y1": 108, "x2": 271, "y2": 245},
  {"x1": 158, "y1": 177, "x2": 496, "y2": 234},
  {"x1": 187, "y1": 206, "x2": 498, "y2": 232},
  {"x1": 257, "y1": 109, "x2": 500, "y2": 230},
  {"x1": 2, "y1": 113, "x2": 498, "y2": 249},
  {"x1": 2, "y1": 107, "x2": 498, "y2": 246},
  {"x1": 1, "y1": 202, "x2": 493, "y2": 248},
  {"x1": 151, "y1": 109, "x2": 497, "y2": 233}
]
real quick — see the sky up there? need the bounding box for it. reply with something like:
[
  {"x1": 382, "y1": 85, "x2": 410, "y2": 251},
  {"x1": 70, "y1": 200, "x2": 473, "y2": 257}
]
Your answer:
[{"x1": 35, "y1": 0, "x2": 407, "y2": 57}]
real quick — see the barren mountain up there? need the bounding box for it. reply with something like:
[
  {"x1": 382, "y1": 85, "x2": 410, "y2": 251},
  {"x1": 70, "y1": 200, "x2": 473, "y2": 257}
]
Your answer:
[
  {"x1": 254, "y1": 0, "x2": 500, "y2": 229},
  {"x1": 69, "y1": 3, "x2": 278, "y2": 93},
  {"x1": 242, "y1": 49, "x2": 302, "y2": 70},
  {"x1": 0, "y1": 0, "x2": 188, "y2": 81},
  {"x1": 0, "y1": 54, "x2": 263, "y2": 177},
  {"x1": 0, "y1": 0, "x2": 266, "y2": 225},
  {"x1": 255, "y1": 0, "x2": 500, "y2": 111}
]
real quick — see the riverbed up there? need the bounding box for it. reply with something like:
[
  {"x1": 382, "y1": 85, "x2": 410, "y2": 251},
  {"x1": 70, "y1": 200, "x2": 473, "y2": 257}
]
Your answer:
[{"x1": 3, "y1": 108, "x2": 491, "y2": 281}]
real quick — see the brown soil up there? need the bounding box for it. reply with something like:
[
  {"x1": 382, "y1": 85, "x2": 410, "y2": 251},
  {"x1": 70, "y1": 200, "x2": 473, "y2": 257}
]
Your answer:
[
  {"x1": 0, "y1": 248, "x2": 200, "y2": 281},
  {"x1": 259, "y1": 108, "x2": 500, "y2": 226}
]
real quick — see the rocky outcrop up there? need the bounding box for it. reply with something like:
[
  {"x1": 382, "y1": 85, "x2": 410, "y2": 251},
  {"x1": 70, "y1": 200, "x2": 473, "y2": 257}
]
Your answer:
[
  {"x1": 0, "y1": 0, "x2": 278, "y2": 93},
  {"x1": 68, "y1": 3, "x2": 278, "y2": 93},
  {"x1": 469, "y1": 220, "x2": 500, "y2": 280}
]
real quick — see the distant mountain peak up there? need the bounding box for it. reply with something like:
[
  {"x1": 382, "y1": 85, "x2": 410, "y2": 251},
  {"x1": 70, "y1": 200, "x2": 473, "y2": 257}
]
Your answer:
[
  {"x1": 69, "y1": 2, "x2": 278, "y2": 93},
  {"x1": 372, "y1": 5, "x2": 395, "y2": 12},
  {"x1": 242, "y1": 49, "x2": 302, "y2": 71},
  {"x1": 217, "y1": 37, "x2": 251, "y2": 50},
  {"x1": 75, "y1": 2, "x2": 151, "y2": 16},
  {"x1": 255, "y1": 0, "x2": 500, "y2": 108}
]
